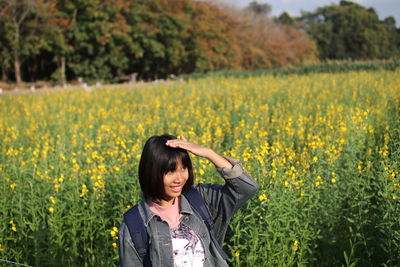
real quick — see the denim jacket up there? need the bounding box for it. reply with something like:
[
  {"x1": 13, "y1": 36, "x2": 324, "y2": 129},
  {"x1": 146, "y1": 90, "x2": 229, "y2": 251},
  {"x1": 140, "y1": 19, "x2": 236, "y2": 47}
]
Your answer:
[{"x1": 118, "y1": 157, "x2": 258, "y2": 267}]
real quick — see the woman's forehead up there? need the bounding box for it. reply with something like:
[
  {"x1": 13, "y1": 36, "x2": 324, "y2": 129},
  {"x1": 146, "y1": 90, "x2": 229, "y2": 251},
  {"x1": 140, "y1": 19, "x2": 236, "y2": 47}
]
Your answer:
[{"x1": 175, "y1": 157, "x2": 184, "y2": 166}]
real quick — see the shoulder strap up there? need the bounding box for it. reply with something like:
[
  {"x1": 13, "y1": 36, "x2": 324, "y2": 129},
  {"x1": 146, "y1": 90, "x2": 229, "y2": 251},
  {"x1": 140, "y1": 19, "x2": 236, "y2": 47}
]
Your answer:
[
  {"x1": 123, "y1": 205, "x2": 151, "y2": 266},
  {"x1": 183, "y1": 187, "x2": 214, "y2": 230},
  {"x1": 184, "y1": 187, "x2": 228, "y2": 260}
]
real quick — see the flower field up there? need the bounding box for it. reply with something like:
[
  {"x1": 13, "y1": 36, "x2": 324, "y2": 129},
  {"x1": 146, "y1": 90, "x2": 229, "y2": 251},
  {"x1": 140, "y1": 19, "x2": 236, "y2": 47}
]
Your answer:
[{"x1": 1, "y1": 69, "x2": 399, "y2": 266}]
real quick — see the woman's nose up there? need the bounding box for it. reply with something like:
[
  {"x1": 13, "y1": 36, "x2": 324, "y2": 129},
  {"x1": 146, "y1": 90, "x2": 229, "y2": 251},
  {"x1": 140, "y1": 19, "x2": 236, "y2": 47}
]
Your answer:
[{"x1": 173, "y1": 171, "x2": 183, "y2": 182}]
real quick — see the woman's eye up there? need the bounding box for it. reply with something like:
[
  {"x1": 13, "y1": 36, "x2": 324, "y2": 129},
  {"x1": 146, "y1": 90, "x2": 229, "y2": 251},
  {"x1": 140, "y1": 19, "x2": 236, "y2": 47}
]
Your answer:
[{"x1": 166, "y1": 167, "x2": 186, "y2": 174}]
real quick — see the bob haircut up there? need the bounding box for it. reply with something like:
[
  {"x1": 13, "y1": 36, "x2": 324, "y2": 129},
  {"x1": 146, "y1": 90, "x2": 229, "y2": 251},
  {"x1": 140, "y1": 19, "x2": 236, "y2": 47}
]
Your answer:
[{"x1": 138, "y1": 134, "x2": 194, "y2": 201}]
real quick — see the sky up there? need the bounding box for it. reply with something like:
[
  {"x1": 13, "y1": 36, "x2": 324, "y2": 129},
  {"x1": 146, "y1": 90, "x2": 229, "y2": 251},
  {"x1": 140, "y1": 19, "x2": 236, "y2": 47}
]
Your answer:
[{"x1": 226, "y1": 0, "x2": 400, "y2": 26}]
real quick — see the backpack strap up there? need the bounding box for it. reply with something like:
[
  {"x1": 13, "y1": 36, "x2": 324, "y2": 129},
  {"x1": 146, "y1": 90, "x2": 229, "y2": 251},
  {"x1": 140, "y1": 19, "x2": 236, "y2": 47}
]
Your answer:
[
  {"x1": 184, "y1": 187, "x2": 228, "y2": 260},
  {"x1": 123, "y1": 205, "x2": 151, "y2": 266}
]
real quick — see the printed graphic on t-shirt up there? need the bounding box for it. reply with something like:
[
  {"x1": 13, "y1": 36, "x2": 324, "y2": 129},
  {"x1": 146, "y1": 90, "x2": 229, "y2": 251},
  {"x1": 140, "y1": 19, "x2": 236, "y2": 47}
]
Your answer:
[{"x1": 171, "y1": 223, "x2": 205, "y2": 267}]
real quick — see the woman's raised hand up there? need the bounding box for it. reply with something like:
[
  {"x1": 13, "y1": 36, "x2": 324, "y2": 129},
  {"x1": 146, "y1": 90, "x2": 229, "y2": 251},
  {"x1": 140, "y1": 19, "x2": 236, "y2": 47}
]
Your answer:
[
  {"x1": 165, "y1": 136, "x2": 232, "y2": 168},
  {"x1": 165, "y1": 136, "x2": 211, "y2": 158}
]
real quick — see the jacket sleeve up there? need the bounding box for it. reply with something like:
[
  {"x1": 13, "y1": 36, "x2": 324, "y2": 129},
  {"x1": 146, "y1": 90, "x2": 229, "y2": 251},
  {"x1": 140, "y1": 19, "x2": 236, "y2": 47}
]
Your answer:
[
  {"x1": 195, "y1": 157, "x2": 258, "y2": 244},
  {"x1": 118, "y1": 221, "x2": 143, "y2": 267}
]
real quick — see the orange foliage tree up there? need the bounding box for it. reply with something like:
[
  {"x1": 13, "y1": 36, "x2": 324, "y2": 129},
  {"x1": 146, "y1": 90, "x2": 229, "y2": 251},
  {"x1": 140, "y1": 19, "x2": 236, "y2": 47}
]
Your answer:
[{"x1": 230, "y1": 8, "x2": 319, "y2": 69}]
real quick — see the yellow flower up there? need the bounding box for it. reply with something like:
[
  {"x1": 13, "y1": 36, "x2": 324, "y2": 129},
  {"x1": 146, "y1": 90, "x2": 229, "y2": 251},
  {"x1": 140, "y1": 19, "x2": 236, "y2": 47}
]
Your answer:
[
  {"x1": 113, "y1": 227, "x2": 119, "y2": 233},
  {"x1": 110, "y1": 230, "x2": 117, "y2": 238},
  {"x1": 112, "y1": 242, "x2": 117, "y2": 248},
  {"x1": 9, "y1": 220, "x2": 17, "y2": 232},
  {"x1": 292, "y1": 240, "x2": 299, "y2": 251},
  {"x1": 235, "y1": 251, "x2": 240, "y2": 257},
  {"x1": 80, "y1": 184, "x2": 89, "y2": 197},
  {"x1": 10, "y1": 183, "x2": 17, "y2": 190},
  {"x1": 258, "y1": 194, "x2": 267, "y2": 201},
  {"x1": 54, "y1": 184, "x2": 60, "y2": 191},
  {"x1": 331, "y1": 178, "x2": 337, "y2": 183},
  {"x1": 49, "y1": 196, "x2": 57, "y2": 205},
  {"x1": 49, "y1": 207, "x2": 55, "y2": 214}
]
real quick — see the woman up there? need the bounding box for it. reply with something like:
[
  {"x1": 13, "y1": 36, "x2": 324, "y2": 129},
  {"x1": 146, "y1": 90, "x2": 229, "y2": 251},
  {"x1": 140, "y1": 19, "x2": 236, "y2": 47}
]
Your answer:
[{"x1": 119, "y1": 134, "x2": 258, "y2": 266}]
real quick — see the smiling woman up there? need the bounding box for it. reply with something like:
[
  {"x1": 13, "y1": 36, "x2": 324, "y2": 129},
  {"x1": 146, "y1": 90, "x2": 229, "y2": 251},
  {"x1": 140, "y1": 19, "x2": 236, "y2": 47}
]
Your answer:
[
  {"x1": 118, "y1": 134, "x2": 258, "y2": 266},
  {"x1": 137, "y1": 134, "x2": 195, "y2": 204},
  {"x1": 162, "y1": 160, "x2": 189, "y2": 203}
]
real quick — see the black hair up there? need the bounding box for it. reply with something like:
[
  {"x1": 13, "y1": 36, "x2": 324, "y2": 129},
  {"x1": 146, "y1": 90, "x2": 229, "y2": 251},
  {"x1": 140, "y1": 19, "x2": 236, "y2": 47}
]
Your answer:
[{"x1": 138, "y1": 134, "x2": 194, "y2": 201}]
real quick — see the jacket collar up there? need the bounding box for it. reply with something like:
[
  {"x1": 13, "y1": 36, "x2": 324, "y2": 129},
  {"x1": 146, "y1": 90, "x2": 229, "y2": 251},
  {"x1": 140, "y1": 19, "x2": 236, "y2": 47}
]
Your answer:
[{"x1": 139, "y1": 194, "x2": 194, "y2": 227}]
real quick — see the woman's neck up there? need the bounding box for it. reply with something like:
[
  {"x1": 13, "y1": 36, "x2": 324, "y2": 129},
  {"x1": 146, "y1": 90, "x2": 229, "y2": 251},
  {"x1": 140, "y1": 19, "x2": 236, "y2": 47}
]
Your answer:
[
  {"x1": 148, "y1": 197, "x2": 182, "y2": 228},
  {"x1": 153, "y1": 196, "x2": 176, "y2": 207}
]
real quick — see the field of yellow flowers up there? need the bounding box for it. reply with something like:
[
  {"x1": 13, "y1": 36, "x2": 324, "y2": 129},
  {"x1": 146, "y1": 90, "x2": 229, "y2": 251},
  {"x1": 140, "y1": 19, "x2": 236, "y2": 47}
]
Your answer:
[{"x1": 1, "y1": 69, "x2": 399, "y2": 266}]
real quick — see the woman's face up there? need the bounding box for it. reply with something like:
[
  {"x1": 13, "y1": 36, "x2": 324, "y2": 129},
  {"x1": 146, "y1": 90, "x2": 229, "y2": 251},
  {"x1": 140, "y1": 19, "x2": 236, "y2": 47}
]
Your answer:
[{"x1": 162, "y1": 159, "x2": 189, "y2": 205}]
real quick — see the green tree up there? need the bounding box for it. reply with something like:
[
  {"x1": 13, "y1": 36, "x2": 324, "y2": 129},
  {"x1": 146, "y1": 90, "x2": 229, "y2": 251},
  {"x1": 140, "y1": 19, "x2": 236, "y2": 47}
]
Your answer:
[
  {"x1": 0, "y1": 0, "x2": 46, "y2": 85},
  {"x1": 123, "y1": 0, "x2": 190, "y2": 79},
  {"x1": 123, "y1": 0, "x2": 240, "y2": 79},
  {"x1": 0, "y1": 11, "x2": 13, "y2": 81},
  {"x1": 276, "y1": 12, "x2": 295, "y2": 26},
  {"x1": 49, "y1": 0, "x2": 133, "y2": 82},
  {"x1": 300, "y1": 0, "x2": 399, "y2": 59},
  {"x1": 44, "y1": 0, "x2": 76, "y2": 85},
  {"x1": 245, "y1": 1, "x2": 271, "y2": 17},
  {"x1": 383, "y1": 16, "x2": 400, "y2": 57}
]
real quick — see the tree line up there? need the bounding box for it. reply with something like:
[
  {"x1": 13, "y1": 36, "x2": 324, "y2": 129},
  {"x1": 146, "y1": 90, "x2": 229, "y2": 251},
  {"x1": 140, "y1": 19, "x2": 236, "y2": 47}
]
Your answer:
[
  {"x1": 296, "y1": 1, "x2": 400, "y2": 60},
  {"x1": 0, "y1": 0, "x2": 399, "y2": 85}
]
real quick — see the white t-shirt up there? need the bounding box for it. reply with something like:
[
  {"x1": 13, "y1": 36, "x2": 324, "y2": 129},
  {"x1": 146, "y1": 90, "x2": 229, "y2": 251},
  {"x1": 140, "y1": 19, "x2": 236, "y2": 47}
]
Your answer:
[
  {"x1": 171, "y1": 223, "x2": 205, "y2": 267},
  {"x1": 147, "y1": 198, "x2": 205, "y2": 266}
]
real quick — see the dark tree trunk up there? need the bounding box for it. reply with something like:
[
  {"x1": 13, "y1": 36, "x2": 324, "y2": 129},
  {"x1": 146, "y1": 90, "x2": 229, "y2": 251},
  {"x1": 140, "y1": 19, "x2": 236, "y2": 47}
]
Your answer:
[
  {"x1": 14, "y1": 24, "x2": 22, "y2": 88},
  {"x1": 61, "y1": 57, "x2": 66, "y2": 85},
  {"x1": 1, "y1": 67, "x2": 8, "y2": 81},
  {"x1": 14, "y1": 55, "x2": 22, "y2": 87}
]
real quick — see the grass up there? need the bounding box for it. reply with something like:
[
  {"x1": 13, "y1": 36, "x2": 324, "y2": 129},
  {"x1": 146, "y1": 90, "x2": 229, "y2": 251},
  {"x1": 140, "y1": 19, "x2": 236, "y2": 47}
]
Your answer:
[{"x1": 179, "y1": 59, "x2": 400, "y2": 80}]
